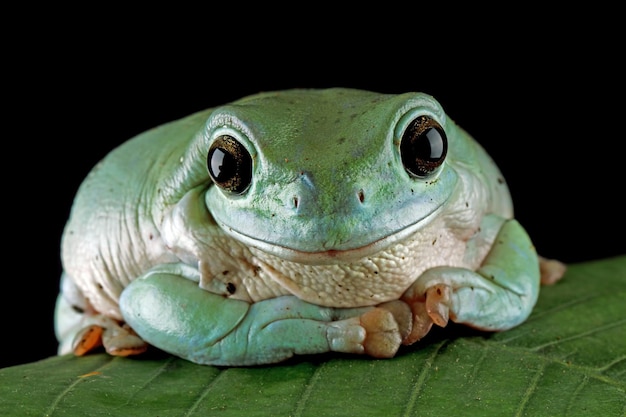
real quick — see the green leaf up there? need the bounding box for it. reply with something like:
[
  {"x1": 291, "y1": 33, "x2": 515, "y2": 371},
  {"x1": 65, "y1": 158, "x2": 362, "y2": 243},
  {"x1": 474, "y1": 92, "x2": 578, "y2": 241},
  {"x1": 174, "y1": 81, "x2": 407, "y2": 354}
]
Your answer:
[{"x1": 2, "y1": 256, "x2": 625, "y2": 417}]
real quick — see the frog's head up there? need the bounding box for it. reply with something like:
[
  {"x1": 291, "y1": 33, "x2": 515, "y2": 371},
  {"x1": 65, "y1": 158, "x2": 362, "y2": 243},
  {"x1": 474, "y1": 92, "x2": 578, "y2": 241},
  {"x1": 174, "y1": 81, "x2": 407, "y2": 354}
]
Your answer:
[{"x1": 202, "y1": 88, "x2": 458, "y2": 264}]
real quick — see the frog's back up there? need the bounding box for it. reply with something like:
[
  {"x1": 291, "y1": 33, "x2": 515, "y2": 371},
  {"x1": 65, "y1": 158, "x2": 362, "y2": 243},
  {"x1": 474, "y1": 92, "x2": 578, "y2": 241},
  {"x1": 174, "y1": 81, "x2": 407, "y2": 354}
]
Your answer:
[
  {"x1": 61, "y1": 109, "x2": 212, "y2": 319},
  {"x1": 444, "y1": 117, "x2": 514, "y2": 219}
]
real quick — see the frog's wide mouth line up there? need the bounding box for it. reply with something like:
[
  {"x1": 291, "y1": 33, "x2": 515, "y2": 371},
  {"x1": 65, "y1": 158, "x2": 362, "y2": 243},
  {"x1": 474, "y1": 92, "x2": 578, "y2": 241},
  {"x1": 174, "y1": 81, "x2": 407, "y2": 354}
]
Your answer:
[{"x1": 218, "y1": 205, "x2": 444, "y2": 265}]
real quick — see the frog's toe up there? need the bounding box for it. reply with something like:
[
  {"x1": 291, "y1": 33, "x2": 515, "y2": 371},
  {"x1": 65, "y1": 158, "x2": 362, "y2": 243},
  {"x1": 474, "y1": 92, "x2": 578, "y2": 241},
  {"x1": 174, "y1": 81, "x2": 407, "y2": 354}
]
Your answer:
[
  {"x1": 539, "y1": 256, "x2": 567, "y2": 285},
  {"x1": 402, "y1": 301, "x2": 433, "y2": 345},
  {"x1": 425, "y1": 284, "x2": 451, "y2": 327},
  {"x1": 102, "y1": 324, "x2": 148, "y2": 357},
  {"x1": 359, "y1": 307, "x2": 402, "y2": 358},
  {"x1": 326, "y1": 317, "x2": 366, "y2": 354},
  {"x1": 72, "y1": 324, "x2": 104, "y2": 356},
  {"x1": 377, "y1": 300, "x2": 413, "y2": 341},
  {"x1": 401, "y1": 284, "x2": 452, "y2": 345}
]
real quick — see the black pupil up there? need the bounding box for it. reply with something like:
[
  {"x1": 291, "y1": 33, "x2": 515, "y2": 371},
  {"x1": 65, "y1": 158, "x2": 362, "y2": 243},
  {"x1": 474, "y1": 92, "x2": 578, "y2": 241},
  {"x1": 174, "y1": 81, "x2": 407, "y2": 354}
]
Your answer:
[
  {"x1": 207, "y1": 135, "x2": 252, "y2": 194},
  {"x1": 421, "y1": 127, "x2": 445, "y2": 160},
  {"x1": 210, "y1": 147, "x2": 236, "y2": 182},
  {"x1": 400, "y1": 116, "x2": 447, "y2": 178}
]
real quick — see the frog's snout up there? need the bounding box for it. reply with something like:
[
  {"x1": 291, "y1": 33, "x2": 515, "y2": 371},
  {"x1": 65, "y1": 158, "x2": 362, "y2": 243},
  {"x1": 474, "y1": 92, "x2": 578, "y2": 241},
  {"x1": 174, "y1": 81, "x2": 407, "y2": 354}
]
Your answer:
[
  {"x1": 288, "y1": 170, "x2": 368, "y2": 217},
  {"x1": 290, "y1": 188, "x2": 367, "y2": 212}
]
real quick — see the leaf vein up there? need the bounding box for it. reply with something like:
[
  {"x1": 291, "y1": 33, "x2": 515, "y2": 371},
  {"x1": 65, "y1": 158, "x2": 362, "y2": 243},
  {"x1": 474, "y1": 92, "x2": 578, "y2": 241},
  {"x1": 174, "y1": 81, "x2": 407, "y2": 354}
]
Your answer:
[
  {"x1": 514, "y1": 362, "x2": 545, "y2": 417},
  {"x1": 465, "y1": 337, "x2": 626, "y2": 389},
  {"x1": 402, "y1": 340, "x2": 447, "y2": 417},
  {"x1": 565, "y1": 374, "x2": 589, "y2": 416},
  {"x1": 530, "y1": 319, "x2": 626, "y2": 351},
  {"x1": 597, "y1": 355, "x2": 626, "y2": 373},
  {"x1": 469, "y1": 344, "x2": 488, "y2": 383},
  {"x1": 291, "y1": 361, "x2": 326, "y2": 417},
  {"x1": 115, "y1": 356, "x2": 177, "y2": 408},
  {"x1": 44, "y1": 357, "x2": 115, "y2": 416},
  {"x1": 525, "y1": 292, "x2": 606, "y2": 323},
  {"x1": 183, "y1": 368, "x2": 227, "y2": 417}
]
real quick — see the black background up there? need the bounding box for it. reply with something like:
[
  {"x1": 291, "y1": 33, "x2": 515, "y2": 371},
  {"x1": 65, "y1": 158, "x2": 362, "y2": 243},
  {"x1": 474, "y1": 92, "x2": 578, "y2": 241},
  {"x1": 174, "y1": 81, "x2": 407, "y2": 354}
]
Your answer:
[{"x1": 4, "y1": 14, "x2": 624, "y2": 369}]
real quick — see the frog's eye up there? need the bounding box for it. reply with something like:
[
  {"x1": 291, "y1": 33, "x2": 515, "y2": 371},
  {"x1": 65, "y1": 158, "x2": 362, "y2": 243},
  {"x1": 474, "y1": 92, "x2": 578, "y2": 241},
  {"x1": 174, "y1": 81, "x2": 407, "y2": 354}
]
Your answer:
[
  {"x1": 400, "y1": 116, "x2": 447, "y2": 178},
  {"x1": 207, "y1": 135, "x2": 252, "y2": 194}
]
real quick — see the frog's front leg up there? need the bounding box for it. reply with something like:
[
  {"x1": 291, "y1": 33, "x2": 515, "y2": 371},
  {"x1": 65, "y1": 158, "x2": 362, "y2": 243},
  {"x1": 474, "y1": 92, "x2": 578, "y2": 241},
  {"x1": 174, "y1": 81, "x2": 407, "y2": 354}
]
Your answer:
[
  {"x1": 401, "y1": 218, "x2": 559, "y2": 344},
  {"x1": 119, "y1": 265, "x2": 407, "y2": 366},
  {"x1": 55, "y1": 273, "x2": 148, "y2": 357}
]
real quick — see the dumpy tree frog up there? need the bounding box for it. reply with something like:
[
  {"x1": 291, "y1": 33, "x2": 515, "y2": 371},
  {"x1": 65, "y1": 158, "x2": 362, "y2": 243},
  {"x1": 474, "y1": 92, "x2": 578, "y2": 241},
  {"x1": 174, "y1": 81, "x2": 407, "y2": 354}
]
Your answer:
[{"x1": 55, "y1": 88, "x2": 565, "y2": 366}]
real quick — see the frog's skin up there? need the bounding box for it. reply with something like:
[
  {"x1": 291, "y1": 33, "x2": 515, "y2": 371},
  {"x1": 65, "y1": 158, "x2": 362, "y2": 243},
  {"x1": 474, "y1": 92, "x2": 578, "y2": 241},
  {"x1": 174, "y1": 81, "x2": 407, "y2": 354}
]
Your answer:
[{"x1": 55, "y1": 88, "x2": 566, "y2": 366}]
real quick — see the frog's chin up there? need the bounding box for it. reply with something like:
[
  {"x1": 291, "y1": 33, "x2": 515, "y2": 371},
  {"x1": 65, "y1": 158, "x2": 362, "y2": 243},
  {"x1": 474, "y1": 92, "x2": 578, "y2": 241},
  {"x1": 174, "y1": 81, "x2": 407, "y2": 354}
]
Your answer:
[{"x1": 219, "y1": 209, "x2": 440, "y2": 265}]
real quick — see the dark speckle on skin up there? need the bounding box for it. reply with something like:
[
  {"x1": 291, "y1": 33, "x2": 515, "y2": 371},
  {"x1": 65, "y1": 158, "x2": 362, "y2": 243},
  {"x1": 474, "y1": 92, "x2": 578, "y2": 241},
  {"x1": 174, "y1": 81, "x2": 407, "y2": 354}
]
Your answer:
[{"x1": 226, "y1": 282, "x2": 236, "y2": 294}]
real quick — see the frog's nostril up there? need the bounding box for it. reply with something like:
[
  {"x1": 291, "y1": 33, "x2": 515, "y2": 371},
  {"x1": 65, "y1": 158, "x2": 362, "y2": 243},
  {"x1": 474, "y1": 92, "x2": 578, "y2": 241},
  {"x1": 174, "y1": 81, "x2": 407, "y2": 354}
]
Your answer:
[
  {"x1": 293, "y1": 196, "x2": 299, "y2": 209},
  {"x1": 357, "y1": 189, "x2": 365, "y2": 204}
]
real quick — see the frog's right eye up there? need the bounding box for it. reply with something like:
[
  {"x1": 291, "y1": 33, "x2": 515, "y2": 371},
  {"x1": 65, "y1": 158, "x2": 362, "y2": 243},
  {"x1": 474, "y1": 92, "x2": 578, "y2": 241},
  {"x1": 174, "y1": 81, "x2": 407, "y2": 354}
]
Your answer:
[{"x1": 207, "y1": 135, "x2": 252, "y2": 194}]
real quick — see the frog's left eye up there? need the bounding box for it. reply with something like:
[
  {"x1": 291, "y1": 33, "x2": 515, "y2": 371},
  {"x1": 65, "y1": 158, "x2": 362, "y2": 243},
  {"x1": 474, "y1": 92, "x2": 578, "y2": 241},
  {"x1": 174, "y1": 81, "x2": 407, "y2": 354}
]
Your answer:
[
  {"x1": 400, "y1": 116, "x2": 447, "y2": 178},
  {"x1": 207, "y1": 135, "x2": 252, "y2": 194}
]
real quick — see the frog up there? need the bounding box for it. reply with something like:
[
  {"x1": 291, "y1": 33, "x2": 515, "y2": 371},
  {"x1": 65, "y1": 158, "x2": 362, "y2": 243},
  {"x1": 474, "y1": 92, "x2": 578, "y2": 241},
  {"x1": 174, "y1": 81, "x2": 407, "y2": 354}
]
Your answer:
[{"x1": 55, "y1": 88, "x2": 566, "y2": 366}]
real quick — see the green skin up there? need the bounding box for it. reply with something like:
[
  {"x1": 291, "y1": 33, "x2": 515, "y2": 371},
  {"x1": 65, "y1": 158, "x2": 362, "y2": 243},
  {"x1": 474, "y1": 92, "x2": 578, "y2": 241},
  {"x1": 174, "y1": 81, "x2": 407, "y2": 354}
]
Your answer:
[{"x1": 56, "y1": 88, "x2": 551, "y2": 366}]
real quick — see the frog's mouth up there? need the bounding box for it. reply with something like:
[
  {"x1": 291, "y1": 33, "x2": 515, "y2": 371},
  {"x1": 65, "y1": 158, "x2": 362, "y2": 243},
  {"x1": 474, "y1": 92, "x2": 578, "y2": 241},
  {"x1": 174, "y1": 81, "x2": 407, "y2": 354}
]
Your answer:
[
  {"x1": 205, "y1": 163, "x2": 458, "y2": 265},
  {"x1": 217, "y1": 204, "x2": 444, "y2": 265}
]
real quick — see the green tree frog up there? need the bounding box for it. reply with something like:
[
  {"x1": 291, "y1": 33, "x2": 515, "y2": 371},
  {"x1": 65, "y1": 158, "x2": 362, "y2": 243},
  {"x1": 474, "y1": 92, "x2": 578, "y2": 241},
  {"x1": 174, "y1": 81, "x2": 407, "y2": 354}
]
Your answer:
[{"x1": 55, "y1": 88, "x2": 566, "y2": 366}]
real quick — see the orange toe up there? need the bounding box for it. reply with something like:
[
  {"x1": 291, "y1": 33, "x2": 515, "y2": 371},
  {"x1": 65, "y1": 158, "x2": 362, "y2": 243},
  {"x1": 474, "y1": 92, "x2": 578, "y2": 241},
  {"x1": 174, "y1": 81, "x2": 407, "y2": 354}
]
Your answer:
[{"x1": 72, "y1": 325, "x2": 104, "y2": 356}]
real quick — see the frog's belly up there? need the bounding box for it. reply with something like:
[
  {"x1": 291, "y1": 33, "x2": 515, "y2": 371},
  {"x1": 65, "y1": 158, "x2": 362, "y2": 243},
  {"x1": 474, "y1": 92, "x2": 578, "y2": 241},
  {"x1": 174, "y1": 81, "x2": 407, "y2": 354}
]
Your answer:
[{"x1": 200, "y1": 217, "x2": 493, "y2": 308}]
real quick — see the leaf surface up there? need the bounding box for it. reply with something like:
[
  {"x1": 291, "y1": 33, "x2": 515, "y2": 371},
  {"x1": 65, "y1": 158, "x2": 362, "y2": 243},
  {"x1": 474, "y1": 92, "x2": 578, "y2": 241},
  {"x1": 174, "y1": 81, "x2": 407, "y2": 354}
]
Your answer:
[{"x1": 2, "y1": 256, "x2": 625, "y2": 416}]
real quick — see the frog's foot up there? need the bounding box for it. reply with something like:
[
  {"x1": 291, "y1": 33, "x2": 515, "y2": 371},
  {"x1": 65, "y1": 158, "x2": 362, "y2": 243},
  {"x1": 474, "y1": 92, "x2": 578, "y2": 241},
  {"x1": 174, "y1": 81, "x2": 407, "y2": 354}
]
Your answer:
[
  {"x1": 401, "y1": 284, "x2": 451, "y2": 345},
  {"x1": 539, "y1": 256, "x2": 567, "y2": 285},
  {"x1": 325, "y1": 303, "x2": 408, "y2": 358},
  {"x1": 358, "y1": 303, "x2": 409, "y2": 358},
  {"x1": 72, "y1": 318, "x2": 148, "y2": 357}
]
